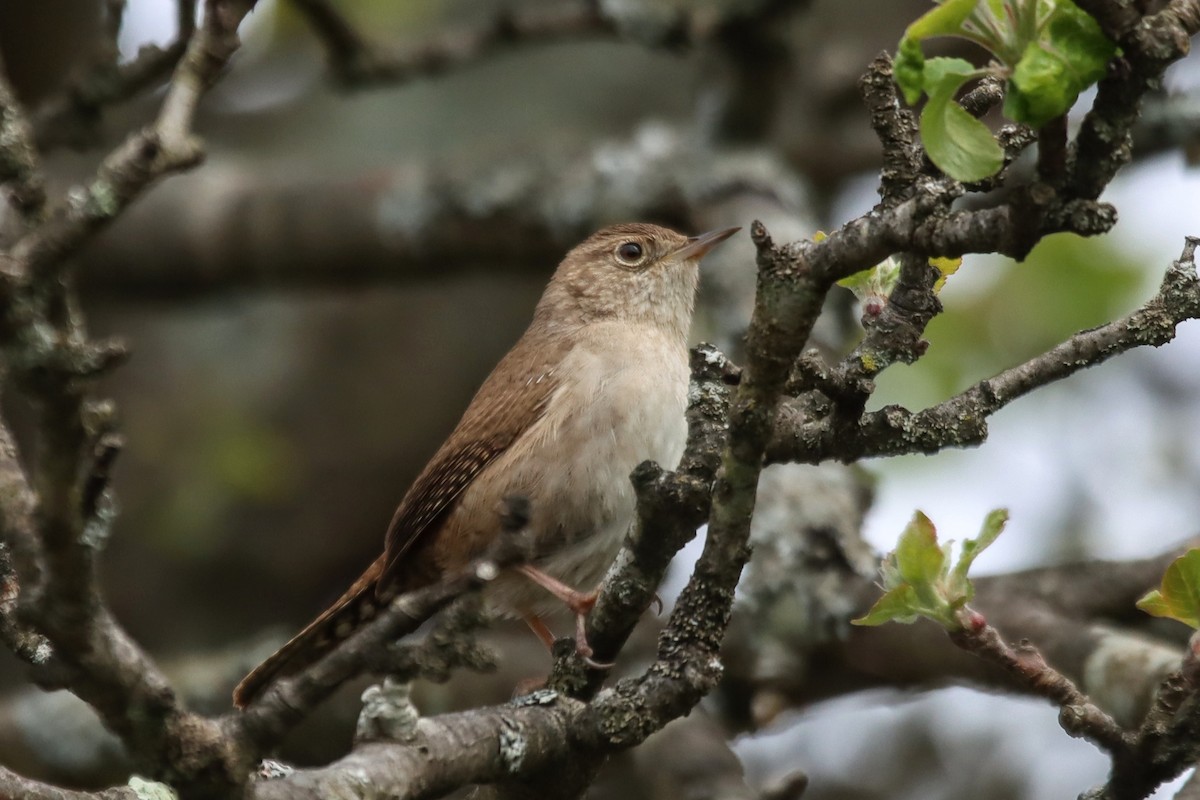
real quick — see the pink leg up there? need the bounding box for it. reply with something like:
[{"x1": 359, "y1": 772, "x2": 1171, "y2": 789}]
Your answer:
[
  {"x1": 517, "y1": 565, "x2": 598, "y2": 614},
  {"x1": 517, "y1": 565, "x2": 612, "y2": 667},
  {"x1": 523, "y1": 614, "x2": 557, "y2": 651}
]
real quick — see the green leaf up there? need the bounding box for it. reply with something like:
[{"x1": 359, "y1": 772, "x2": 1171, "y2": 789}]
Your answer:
[
  {"x1": 949, "y1": 508, "x2": 1009, "y2": 598},
  {"x1": 837, "y1": 257, "x2": 902, "y2": 301},
  {"x1": 861, "y1": 509, "x2": 1011, "y2": 632},
  {"x1": 1136, "y1": 549, "x2": 1200, "y2": 629},
  {"x1": 879, "y1": 550, "x2": 903, "y2": 590},
  {"x1": 930, "y1": 255, "x2": 962, "y2": 294},
  {"x1": 895, "y1": 37, "x2": 927, "y2": 106},
  {"x1": 921, "y1": 56, "x2": 979, "y2": 93},
  {"x1": 895, "y1": 511, "x2": 946, "y2": 587},
  {"x1": 1135, "y1": 590, "x2": 1174, "y2": 621},
  {"x1": 919, "y1": 58, "x2": 1004, "y2": 181},
  {"x1": 905, "y1": 0, "x2": 981, "y2": 40},
  {"x1": 837, "y1": 266, "x2": 874, "y2": 294},
  {"x1": 852, "y1": 585, "x2": 922, "y2": 626},
  {"x1": 1047, "y1": 0, "x2": 1116, "y2": 78},
  {"x1": 1003, "y1": 0, "x2": 1116, "y2": 127}
]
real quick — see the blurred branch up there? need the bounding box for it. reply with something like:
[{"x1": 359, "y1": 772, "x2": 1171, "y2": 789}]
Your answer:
[
  {"x1": 0, "y1": 764, "x2": 145, "y2": 800},
  {"x1": 32, "y1": 0, "x2": 198, "y2": 150},
  {"x1": 76, "y1": 125, "x2": 811, "y2": 298},
  {"x1": 628, "y1": 712, "x2": 773, "y2": 800},
  {"x1": 0, "y1": 70, "x2": 46, "y2": 224},
  {"x1": 292, "y1": 0, "x2": 617, "y2": 87},
  {"x1": 292, "y1": 0, "x2": 817, "y2": 89},
  {"x1": 1134, "y1": 91, "x2": 1200, "y2": 163},
  {"x1": 726, "y1": 536, "x2": 1198, "y2": 733}
]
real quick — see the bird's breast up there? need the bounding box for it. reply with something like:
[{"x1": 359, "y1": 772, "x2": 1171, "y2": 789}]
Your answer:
[{"x1": 439, "y1": 320, "x2": 690, "y2": 615}]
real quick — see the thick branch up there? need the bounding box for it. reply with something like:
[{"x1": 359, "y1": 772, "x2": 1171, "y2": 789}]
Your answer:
[
  {"x1": 0, "y1": 764, "x2": 144, "y2": 800},
  {"x1": 250, "y1": 699, "x2": 585, "y2": 800}
]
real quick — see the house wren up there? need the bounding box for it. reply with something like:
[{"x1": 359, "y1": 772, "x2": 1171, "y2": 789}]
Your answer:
[{"x1": 233, "y1": 222, "x2": 739, "y2": 708}]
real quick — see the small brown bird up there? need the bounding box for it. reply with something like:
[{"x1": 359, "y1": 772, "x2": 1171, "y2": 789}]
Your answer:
[{"x1": 233, "y1": 222, "x2": 739, "y2": 708}]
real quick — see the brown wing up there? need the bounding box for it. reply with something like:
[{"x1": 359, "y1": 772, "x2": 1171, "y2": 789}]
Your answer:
[
  {"x1": 378, "y1": 334, "x2": 565, "y2": 593},
  {"x1": 232, "y1": 331, "x2": 568, "y2": 708}
]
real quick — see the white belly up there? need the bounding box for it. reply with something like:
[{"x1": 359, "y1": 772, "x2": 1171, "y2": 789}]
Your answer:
[{"x1": 474, "y1": 320, "x2": 689, "y2": 619}]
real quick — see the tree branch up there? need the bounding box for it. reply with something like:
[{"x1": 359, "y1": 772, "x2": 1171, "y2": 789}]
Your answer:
[
  {"x1": 1069, "y1": 0, "x2": 1200, "y2": 200},
  {"x1": 0, "y1": 2, "x2": 262, "y2": 795},
  {"x1": 229, "y1": 522, "x2": 534, "y2": 752},
  {"x1": 32, "y1": 0, "x2": 199, "y2": 150},
  {"x1": 0, "y1": 69, "x2": 46, "y2": 225},
  {"x1": 949, "y1": 614, "x2": 1132, "y2": 753},
  {"x1": 0, "y1": 764, "x2": 146, "y2": 800},
  {"x1": 766, "y1": 236, "x2": 1200, "y2": 464}
]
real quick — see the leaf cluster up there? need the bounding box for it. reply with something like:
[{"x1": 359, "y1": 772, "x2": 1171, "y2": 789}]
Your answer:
[
  {"x1": 895, "y1": 0, "x2": 1115, "y2": 181},
  {"x1": 853, "y1": 509, "x2": 1009, "y2": 629}
]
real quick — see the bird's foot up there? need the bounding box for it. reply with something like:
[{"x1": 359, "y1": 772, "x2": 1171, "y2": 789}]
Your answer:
[{"x1": 518, "y1": 566, "x2": 614, "y2": 668}]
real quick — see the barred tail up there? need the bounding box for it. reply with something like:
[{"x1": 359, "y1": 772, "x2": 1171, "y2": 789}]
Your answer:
[{"x1": 233, "y1": 556, "x2": 386, "y2": 708}]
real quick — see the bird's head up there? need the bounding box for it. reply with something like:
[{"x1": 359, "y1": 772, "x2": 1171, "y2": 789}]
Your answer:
[{"x1": 537, "y1": 222, "x2": 740, "y2": 338}]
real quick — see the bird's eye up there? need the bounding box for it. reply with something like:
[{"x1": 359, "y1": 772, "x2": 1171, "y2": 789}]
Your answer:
[{"x1": 616, "y1": 241, "x2": 644, "y2": 264}]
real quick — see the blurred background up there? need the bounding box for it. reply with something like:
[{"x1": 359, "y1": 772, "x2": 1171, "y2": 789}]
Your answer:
[{"x1": 0, "y1": 1, "x2": 1198, "y2": 797}]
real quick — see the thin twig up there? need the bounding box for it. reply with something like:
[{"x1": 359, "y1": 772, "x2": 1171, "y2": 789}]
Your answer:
[
  {"x1": 32, "y1": 0, "x2": 200, "y2": 149},
  {"x1": 949, "y1": 612, "x2": 1132, "y2": 753},
  {"x1": 766, "y1": 236, "x2": 1200, "y2": 464},
  {"x1": 230, "y1": 513, "x2": 534, "y2": 750},
  {"x1": 1037, "y1": 114, "x2": 1069, "y2": 183},
  {"x1": 0, "y1": 68, "x2": 46, "y2": 223},
  {"x1": 553, "y1": 344, "x2": 736, "y2": 697}
]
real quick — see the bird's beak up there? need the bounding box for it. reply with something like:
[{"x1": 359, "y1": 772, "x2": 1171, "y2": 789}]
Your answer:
[{"x1": 674, "y1": 226, "x2": 741, "y2": 261}]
